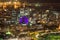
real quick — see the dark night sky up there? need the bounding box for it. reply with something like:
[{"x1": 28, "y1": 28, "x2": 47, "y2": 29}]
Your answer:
[{"x1": 22, "y1": 0, "x2": 60, "y2": 3}]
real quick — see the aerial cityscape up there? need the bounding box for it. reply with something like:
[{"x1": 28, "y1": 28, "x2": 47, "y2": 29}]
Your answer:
[{"x1": 0, "y1": 0, "x2": 60, "y2": 40}]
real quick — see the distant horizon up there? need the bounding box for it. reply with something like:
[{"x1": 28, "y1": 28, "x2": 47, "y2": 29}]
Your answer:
[{"x1": 0, "y1": 0, "x2": 60, "y2": 3}]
